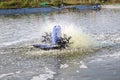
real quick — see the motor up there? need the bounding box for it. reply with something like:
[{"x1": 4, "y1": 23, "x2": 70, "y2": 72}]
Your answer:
[{"x1": 33, "y1": 25, "x2": 72, "y2": 50}]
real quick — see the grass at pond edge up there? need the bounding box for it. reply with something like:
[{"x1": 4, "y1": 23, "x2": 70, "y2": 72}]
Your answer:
[{"x1": 0, "y1": 1, "x2": 120, "y2": 9}]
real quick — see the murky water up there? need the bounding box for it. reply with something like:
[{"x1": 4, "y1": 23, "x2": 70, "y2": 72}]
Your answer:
[{"x1": 0, "y1": 8, "x2": 120, "y2": 80}]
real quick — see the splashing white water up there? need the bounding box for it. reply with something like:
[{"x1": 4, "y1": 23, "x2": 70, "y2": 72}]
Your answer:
[
  {"x1": 40, "y1": 14, "x2": 98, "y2": 48},
  {"x1": 79, "y1": 61, "x2": 88, "y2": 69},
  {"x1": 60, "y1": 64, "x2": 69, "y2": 69}
]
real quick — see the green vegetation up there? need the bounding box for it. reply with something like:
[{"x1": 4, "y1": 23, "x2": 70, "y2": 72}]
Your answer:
[
  {"x1": 0, "y1": 0, "x2": 43, "y2": 9},
  {"x1": 0, "y1": 0, "x2": 120, "y2": 9},
  {"x1": 0, "y1": 0, "x2": 51, "y2": 9}
]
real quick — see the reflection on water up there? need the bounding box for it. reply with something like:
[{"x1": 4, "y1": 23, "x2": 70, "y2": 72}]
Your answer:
[{"x1": 0, "y1": 8, "x2": 120, "y2": 80}]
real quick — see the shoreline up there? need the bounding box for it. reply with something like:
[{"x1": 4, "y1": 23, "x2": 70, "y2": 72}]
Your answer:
[
  {"x1": 0, "y1": 4, "x2": 100, "y2": 15},
  {"x1": 0, "y1": 4, "x2": 120, "y2": 15},
  {"x1": 0, "y1": 7, "x2": 58, "y2": 15},
  {"x1": 101, "y1": 4, "x2": 120, "y2": 8}
]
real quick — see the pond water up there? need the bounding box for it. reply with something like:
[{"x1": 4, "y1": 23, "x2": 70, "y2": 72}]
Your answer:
[{"x1": 0, "y1": 8, "x2": 120, "y2": 80}]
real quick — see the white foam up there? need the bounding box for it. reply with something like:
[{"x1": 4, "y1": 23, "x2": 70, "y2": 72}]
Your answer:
[
  {"x1": 0, "y1": 73, "x2": 14, "y2": 78},
  {"x1": 102, "y1": 51, "x2": 120, "y2": 59},
  {"x1": 0, "y1": 39, "x2": 28, "y2": 47},
  {"x1": 0, "y1": 71, "x2": 22, "y2": 79},
  {"x1": 15, "y1": 71, "x2": 21, "y2": 74},
  {"x1": 89, "y1": 51, "x2": 120, "y2": 63},
  {"x1": 60, "y1": 64, "x2": 69, "y2": 69},
  {"x1": 89, "y1": 58, "x2": 105, "y2": 63},
  {"x1": 45, "y1": 67, "x2": 56, "y2": 74},
  {"x1": 31, "y1": 74, "x2": 54, "y2": 80},
  {"x1": 76, "y1": 70, "x2": 79, "y2": 73},
  {"x1": 31, "y1": 67, "x2": 56, "y2": 80},
  {"x1": 79, "y1": 61, "x2": 88, "y2": 69}
]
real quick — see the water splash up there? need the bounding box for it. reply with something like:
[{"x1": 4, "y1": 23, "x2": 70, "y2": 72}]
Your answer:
[
  {"x1": 60, "y1": 64, "x2": 69, "y2": 69},
  {"x1": 40, "y1": 14, "x2": 98, "y2": 49},
  {"x1": 79, "y1": 61, "x2": 88, "y2": 69},
  {"x1": 62, "y1": 25, "x2": 96, "y2": 48}
]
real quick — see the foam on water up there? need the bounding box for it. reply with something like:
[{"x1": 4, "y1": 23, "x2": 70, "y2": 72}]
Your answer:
[
  {"x1": 60, "y1": 64, "x2": 69, "y2": 69},
  {"x1": 0, "y1": 39, "x2": 28, "y2": 47},
  {"x1": 31, "y1": 67, "x2": 56, "y2": 80},
  {"x1": 89, "y1": 51, "x2": 120, "y2": 63},
  {"x1": 101, "y1": 51, "x2": 120, "y2": 59},
  {"x1": 0, "y1": 71, "x2": 21, "y2": 79},
  {"x1": 79, "y1": 61, "x2": 88, "y2": 69},
  {"x1": 0, "y1": 73, "x2": 14, "y2": 79}
]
